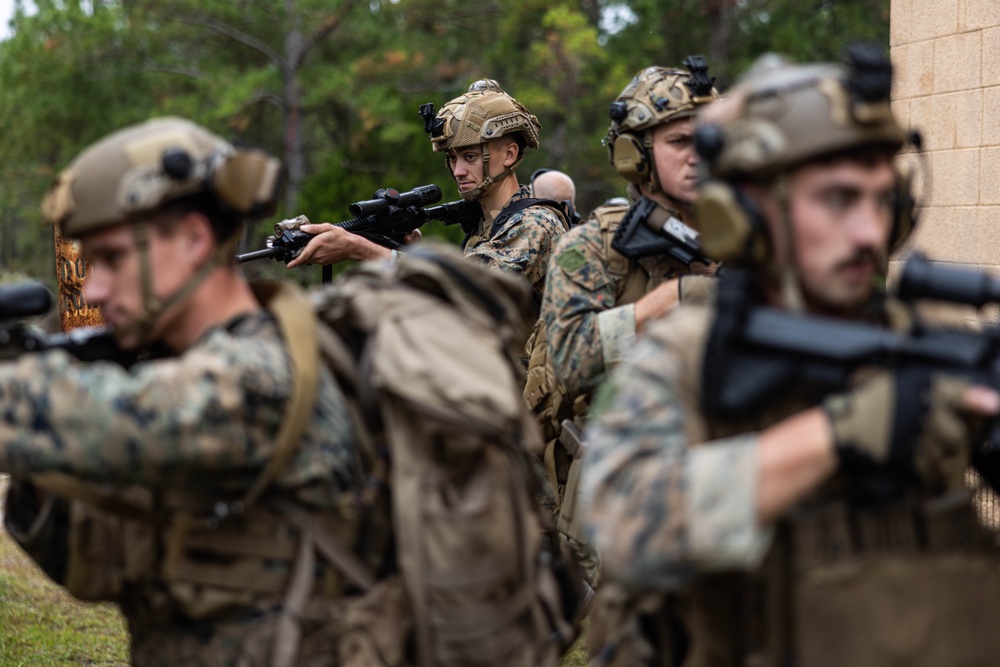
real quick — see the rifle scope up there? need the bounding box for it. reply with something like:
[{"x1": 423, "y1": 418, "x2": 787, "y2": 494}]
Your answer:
[
  {"x1": 898, "y1": 252, "x2": 1000, "y2": 308},
  {"x1": 0, "y1": 282, "x2": 53, "y2": 320},
  {"x1": 350, "y1": 185, "x2": 442, "y2": 218}
]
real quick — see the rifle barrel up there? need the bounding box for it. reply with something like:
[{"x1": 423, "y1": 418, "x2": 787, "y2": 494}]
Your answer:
[{"x1": 236, "y1": 247, "x2": 278, "y2": 263}]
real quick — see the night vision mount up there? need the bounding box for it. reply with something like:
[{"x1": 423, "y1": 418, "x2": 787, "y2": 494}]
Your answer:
[
  {"x1": 419, "y1": 103, "x2": 445, "y2": 138},
  {"x1": 683, "y1": 55, "x2": 716, "y2": 98}
]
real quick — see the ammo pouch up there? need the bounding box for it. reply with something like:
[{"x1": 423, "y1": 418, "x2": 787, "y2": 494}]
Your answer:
[{"x1": 780, "y1": 492, "x2": 1000, "y2": 667}]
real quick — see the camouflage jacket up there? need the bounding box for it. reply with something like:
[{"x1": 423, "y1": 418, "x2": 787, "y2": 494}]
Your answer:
[
  {"x1": 3, "y1": 306, "x2": 361, "y2": 666},
  {"x1": 542, "y1": 202, "x2": 689, "y2": 400},
  {"x1": 464, "y1": 185, "x2": 568, "y2": 314}
]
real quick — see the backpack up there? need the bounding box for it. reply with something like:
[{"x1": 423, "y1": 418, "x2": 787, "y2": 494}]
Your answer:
[{"x1": 310, "y1": 242, "x2": 584, "y2": 666}]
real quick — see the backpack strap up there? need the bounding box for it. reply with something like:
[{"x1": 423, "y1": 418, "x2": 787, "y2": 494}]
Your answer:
[
  {"x1": 491, "y1": 197, "x2": 571, "y2": 240},
  {"x1": 31, "y1": 281, "x2": 321, "y2": 522},
  {"x1": 237, "y1": 281, "x2": 321, "y2": 511}
]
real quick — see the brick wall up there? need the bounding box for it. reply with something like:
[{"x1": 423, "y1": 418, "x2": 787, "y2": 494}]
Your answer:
[{"x1": 891, "y1": 0, "x2": 1000, "y2": 276}]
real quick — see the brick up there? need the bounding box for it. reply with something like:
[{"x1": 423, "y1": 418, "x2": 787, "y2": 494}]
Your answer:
[
  {"x1": 986, "y1": 28, "x2": 1000, "y2": 87},
  {"x1": 910, "y1": 205, "x2": 959, "y2": 260},
  {"x1": 961, "y1": 0, "x2": 1000, "y2": 31},
  {"x1": 893, "y1": 40, "x2": 935, "y2": 100},
  {"x1": 934, "y1": 32, "x2": 982, "y2": 94},
  {"x1": 911, "y1": 0, "x2": 959, "y2": 42},
  {"x1": 981, "y1": 148, "x2": 1000, "y2": 204},
  {"x1": 984, "y1": 87, "x2": 1000, "y2": 146},
  {"x1": 954, "y1": 89, "x2": 983, "y2": 148},
  {"x1": 910, "y1": 94, "x2": 955, "y2": 150},
  {"x1": 891, "y1": 0, "x2": 913, "y2": 47},
  {"x1": 974, "y1": 206, "x2": 1000, "y2": 264},
  {"x1": 892, "y1": 100, "x2": 911, "y2": 138},
  {"x1": 929, "y1": 149, "x2": 979, "y2": 206}
]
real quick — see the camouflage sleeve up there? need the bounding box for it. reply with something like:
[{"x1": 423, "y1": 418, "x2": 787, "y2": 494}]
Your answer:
[
  {"x1": 581, "y1": 335, "x2": 772, "y2": 590},
  {"x1": 0, "y1": 319, "x2": 355, "y2": 492},
  {"x1": 543, "y1": 224, "x2": 633, "y2": 396},
  {"x1": 465, "y1": 206, "x2": 565, "y2": 304}
]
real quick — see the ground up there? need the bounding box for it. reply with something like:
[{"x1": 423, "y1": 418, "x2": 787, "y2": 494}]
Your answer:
[{"x1": 0, "y1": 476, "x2": 129, "y2": 666}]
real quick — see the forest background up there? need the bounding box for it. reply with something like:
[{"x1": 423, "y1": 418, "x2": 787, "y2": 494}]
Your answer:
[{"x1": 0, "y1": 0, "x2": 890, "y2": 289}]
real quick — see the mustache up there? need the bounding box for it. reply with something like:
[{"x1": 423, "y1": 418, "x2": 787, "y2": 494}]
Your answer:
[{"x1": 835, "y1": 248, "x2": 880, "y2": 272}]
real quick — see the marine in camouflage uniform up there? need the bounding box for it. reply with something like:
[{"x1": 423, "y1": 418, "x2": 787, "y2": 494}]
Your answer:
[
  {"x1": 2, "y1": 118, "x2": 365, "y2": 667},
  {"x1": 582, "y1": 50, "x2": 1000, "y2": 667},
  {"x1": 423, "y1": 79, "x2": 569, "y2": 316},
  {"x1": 522, "y1": 65, "x2": 718, "y2": 578}
]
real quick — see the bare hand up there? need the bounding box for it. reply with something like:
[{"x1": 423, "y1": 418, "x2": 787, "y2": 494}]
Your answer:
[
  {"x1": 634, "y1": 279, "x2": 682, "y2": 331},
  {"x1": 285, "y1": 224, "x2": 390, "y2": 268}
]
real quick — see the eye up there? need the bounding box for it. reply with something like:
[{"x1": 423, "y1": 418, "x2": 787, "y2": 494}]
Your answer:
[
  {"x1": 464, "y1": 152, "x2": 479, "y2": 162},
  {"x1": 669, "y1": 135, "x2": 695, "y2": 149}
]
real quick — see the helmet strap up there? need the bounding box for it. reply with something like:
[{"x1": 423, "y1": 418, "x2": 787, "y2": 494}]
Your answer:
[
  {"x1": 457, "y1": 140, "x2": 524, "y2": 202},
  {"x1": 113, "y1": 220, "x2": 241, "y2": 347},
  {"x1": 770, "y1": 177, "x2": 806, "y2": 313}
]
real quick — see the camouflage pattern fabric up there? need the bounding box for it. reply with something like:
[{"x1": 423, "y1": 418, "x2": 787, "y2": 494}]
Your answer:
[
  {"x1": 580, "y1": 303, "x2": 769, "y2": 591},
  {"x1": 542, "y1": 208, "x2": 686, "y2": 399},
  {"x1": 2, "y1": 308, "x2": 361, "y2": 666},
  {"x1": 464, "y1": 185, "x2": 567, "y2": 312}
]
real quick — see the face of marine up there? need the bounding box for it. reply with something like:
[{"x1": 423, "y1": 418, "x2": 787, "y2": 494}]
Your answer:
[
  {"x1": 81, "y1": 210, "x2": 214, "y2": 349},
  {"x1": 762, "y1": 154, "x2": 896, "y2": 315}
]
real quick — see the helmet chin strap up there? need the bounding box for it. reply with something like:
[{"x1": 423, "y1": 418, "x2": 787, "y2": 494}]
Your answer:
[
  {"x1": 769, "y1": 177, "x2": 806, "y2": 313},
  {"x1": 456, "y1": 141, "x2": 524, "y2": 202},
  {"x1": 112, "y1": 221, "x2": 241, "y2": 347}
]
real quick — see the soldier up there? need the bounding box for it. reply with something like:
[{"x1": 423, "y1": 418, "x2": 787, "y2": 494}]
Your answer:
[
  {"x1": 522, "y1": 63, "x2": 719, "y2": 572},
  {"x1": 421, "y1": 79, "x2": 570, "y2": 315},
  {"x1": 582, "y1": 49, "x2": 1000, "y2": 666},
  {"x1": 531, "y1": 168, "x2": 577, "y2": 209},
  {"x1": 2, "y1": 117, "x2": 365, "y2": 666}
]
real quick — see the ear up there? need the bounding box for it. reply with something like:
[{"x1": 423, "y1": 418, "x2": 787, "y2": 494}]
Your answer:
[
  {"x1": 179, "y1": 211, "x2": 216, "y2": 266},
  {"x1": 501, "y1": 138, "x2": 519, "y2": 168}
]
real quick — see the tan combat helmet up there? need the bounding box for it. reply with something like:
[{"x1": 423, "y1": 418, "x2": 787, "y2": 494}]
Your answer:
[
  {"x1": 694, "y1": 44, "x2": 915, "y2": 264},
  {"x1": 40, "y1": 117, "x2": 283, "y2": 345},
  {"x1": 420, "y1": 79, "x2": 541, "y2": 201},
  {"x1": 605, "y1": 56, "x2": 721, "y2": 192},
  {"x1": 42, "y1": 117, "x2": 281, "y2": 238}
]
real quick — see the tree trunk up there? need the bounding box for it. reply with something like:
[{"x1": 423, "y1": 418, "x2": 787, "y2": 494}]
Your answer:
[{"x1": 282, "y1": 0, "x2": 305, "y2": 214}]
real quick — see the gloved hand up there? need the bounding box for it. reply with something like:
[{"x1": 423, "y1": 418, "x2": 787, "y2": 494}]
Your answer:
[
  {"x1": 823, "y1": 370, "x2": 980, "y2": 490},
  {"x1": 677, "y1": 274, "x2": 716, "y2": 304}
]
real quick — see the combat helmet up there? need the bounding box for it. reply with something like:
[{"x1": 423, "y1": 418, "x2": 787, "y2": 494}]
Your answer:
[
  {"x1": 420, "y1": 79, "x2": 541, "y2": 201},
  {"x1": 43, "y1": 117, "x2": 281, "y2": 238},
  {"x1": 694, "y1": 44, "x2": 916, "y2": 264},
  {"x1": 41, "y1": 117, "x2": 283, "y2": 345},
  {"x1": 605, "y1": 57, "x2": 720, "y2": 192}
]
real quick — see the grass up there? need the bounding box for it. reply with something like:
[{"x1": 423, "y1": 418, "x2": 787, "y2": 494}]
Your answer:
[{"x1": 0, "y1": 480, "x2": 129, "y2": 666}]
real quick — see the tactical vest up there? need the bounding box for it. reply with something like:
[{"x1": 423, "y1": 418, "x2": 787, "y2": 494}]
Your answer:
[
  {"x1": 588, "y1": 302, "x2": 1000, "y2": 667},
  {"x1": 524, "y1": 204, "x2": 676, "y2": 513}
]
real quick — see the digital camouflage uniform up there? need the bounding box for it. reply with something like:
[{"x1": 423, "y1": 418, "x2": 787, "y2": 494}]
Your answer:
[
  {"x1": 543, "y1": 200, "x2": 689, "y2": 400},
  {"x1": 582, "y1": 295, "x2": 1000, "y2": 667},
  {"x1": 464, "y1": 184, "x2": 567, "y2": 313}
]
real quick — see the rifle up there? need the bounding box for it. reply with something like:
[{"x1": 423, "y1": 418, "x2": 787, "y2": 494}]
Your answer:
[
  {"x1": 610, "y1": 196, "x2": 712, "y2": 267},
  {"x1": 701, "y1": 253, "x2": 1000, "y2": 491},
  {"x1": 236, "y1": 184, "x2": 482, "y2": 264},
  {"x1": 0, "y1": 281, "x2": 140, "y2": 365}
]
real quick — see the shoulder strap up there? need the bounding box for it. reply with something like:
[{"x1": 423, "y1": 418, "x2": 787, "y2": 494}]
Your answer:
[
  {"x1": 596, "y1": 205, "x2": 632, "y2": 279},
  {"x1": 31, "y1": 281, "x2": 321, "y2": 520},
  {"x1": 491, "y1": 197, "x2": 570, "y2": 239},
  {"x1": 239, "y1": 281, "x2": 321, "y2": 510}
]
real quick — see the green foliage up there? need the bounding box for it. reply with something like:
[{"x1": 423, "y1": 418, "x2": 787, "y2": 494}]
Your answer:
[{"x1": 0, "y1": 0, "x2": 889, "y2": 284}]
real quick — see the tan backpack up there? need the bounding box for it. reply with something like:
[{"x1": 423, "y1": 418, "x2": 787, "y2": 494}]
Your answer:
[{"x1": 312, "y1": 243, "x2": 584, "y2": 666}]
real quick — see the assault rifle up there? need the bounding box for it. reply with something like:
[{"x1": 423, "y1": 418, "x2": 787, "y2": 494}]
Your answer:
[
  {"x1": 701, "y1": 253, "x2": 1000, "y2": 491},
  {"x1": 236, "y1": 184, "x2": 481, "y2": 264},
  {"x1": 610, "y1": 196, "x2": 712, "y2": 267},
  {"x1": 0, "y1": 282, "x2": 137, "y2": 365}
]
